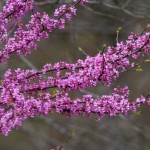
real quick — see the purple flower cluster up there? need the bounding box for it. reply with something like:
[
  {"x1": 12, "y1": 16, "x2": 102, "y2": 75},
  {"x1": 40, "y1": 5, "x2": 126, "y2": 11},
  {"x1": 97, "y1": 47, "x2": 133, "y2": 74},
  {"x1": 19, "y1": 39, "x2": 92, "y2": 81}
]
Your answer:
[
  {"x1": 0, "y1": 0, "x2": 85, "y2": 63},
  {"x1": 54, "y1": 5, "x2": 77, "y2": 20},
  {"x1": 0, "y1": 82, "x2": 148, "y2": 136},
  {"x1": 0, "y1": 30, "x2": 150, "y2": 135},
  {"x1": 0, "y1": 0, "x2": 34, "y2": 43},
  {"x1": 0, "y1": 0, "x2": 149, "y2": 136}
]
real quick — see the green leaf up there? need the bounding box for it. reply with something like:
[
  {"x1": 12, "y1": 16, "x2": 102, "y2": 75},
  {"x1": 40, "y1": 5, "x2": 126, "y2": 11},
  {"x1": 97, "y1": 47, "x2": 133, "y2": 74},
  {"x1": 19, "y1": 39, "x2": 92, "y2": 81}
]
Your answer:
[
  {"x1": 135, "y1": 110, "x2": 142, "y2": 116},
  {"x1": 136, "y1": 65, "x2": 143, "y2": 72},
  {"x1": 145, "y1": 58, "x2": 150, "y2": 62},
  {"x1": 79, "y1": 47, "x2": 83, "y2": 52}
]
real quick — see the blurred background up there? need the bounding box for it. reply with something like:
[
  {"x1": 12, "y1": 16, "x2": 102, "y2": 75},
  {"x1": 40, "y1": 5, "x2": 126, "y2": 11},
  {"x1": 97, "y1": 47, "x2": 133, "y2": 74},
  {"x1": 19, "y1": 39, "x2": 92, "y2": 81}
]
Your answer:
[{"x1": 0, "y1": 0, "x2": 150, "y2": 149}]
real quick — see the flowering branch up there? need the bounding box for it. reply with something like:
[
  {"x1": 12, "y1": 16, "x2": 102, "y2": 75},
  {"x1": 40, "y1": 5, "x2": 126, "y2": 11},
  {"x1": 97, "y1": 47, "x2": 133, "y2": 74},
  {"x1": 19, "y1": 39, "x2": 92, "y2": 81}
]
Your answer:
[
  {"x1": 0, "y1": 0, "x2": 88, "y2": 63},
  {"x1": 0, "y1": 30, "x2": 150, "y2": 135},
  {"x1": 0, "y1": 0, "x2": 149, "y2": 137},
  {"x1": 0, "y1": 0, "x2": 34, "y2": 43}
]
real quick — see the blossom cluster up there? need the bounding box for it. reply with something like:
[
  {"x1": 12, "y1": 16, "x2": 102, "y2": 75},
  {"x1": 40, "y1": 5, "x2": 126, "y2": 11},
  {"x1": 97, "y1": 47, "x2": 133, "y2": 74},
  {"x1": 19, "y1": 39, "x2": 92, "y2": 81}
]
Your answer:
[
  {"x1": 0, "y1": 0, "x2": 86, "y2": 63},
  {"x1": 0, "y1": 0, "x2": 34, "y2": 43},
  {"x1": 2, "y1": 32, "x2": 149, "y2": 94},
  {"x1": 0, "y1": 0, "x2": 150, "y2": 136},
  {"x1": 0, "y1": 30, "x2": 150, "y2": 135}
]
